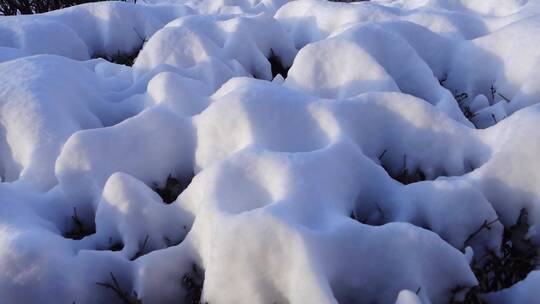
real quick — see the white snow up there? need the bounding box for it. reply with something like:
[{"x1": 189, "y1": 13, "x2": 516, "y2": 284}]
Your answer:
[{"x1": 1, "y1": 0, "x2": 540, "y2": 303}]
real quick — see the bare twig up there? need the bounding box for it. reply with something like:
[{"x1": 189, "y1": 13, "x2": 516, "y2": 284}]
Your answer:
[
  {"x1": 491, "y1": 114, "x2": 498, "y2": 125},
  {"x1": 497, "y1": 92, "x2": 511, "y2": 103},
  {"x1": 378, "y1": 149, "x2": 387, "y2": 161},
  {"x1": 96, "y1": 272, "x2": 142, "y2": 304},
  {"x1": 464, "y1": 218, "x2": 499, "y2": 246},
  {"x1": 130, "y1": 234, "x2": 149, "y2": 261}
]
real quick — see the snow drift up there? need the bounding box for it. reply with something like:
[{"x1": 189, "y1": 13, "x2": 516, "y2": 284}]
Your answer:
[{"x1": 1, "y1": 0, "x2": 540, "y2": 303}]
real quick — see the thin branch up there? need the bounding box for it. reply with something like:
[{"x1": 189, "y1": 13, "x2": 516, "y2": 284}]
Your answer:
[
  {"x1": 96, "y1": 272, "x2": 142, "y2": 304},
  {"x1": 464, "y1": 218, "x2": 499, "y2": 246}
]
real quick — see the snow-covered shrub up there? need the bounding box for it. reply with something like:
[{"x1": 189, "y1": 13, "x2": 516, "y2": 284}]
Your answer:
[
  {"x1": 1, "y1": 0, "x2": 540, "y2": 303},
  {"x1": 0, "y1": 0, "x2": 132, "y2": 15}
]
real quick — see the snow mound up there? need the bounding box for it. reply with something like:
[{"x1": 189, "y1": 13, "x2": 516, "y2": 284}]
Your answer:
[
  {"x1": 0, "y1": 55, "x2": 138, "y2": 190},
  {"x1": 0, "y1": 2, "x2": 195, "y2": 60},
  {"x1": 2, "y1": 0, "x2": 540, "y2": 303},
  {"x1": 133, "y1": 13, "x2": 296, "y2": 84}
]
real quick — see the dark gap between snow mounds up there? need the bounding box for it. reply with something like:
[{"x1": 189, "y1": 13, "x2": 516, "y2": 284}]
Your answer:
[
  {"x1": 350, "y1": 203, "x2": 435, "y2": 233},
  {"x1": 378, "y1": 151, "x2": 426, "y2": 185},
  {"x1": 63, "y1": 206, "x2": 96, "y2": 240},
  {"x1": 183, "y1": 263, "x2": 206, "y2": 304},
  {"x1": 107, "y1": 237, "x2": 125, "y2": 252},
  {"x1": 377, "y1": 149, "x2": 477, "y2": 185},
  {"x1": 451, "y1": 209, "x2": 538, "y2": 304},
  {"x1": 127, "y1": 227, "x2": 188, "y2": 261},
  {"x1": 152, "y1": 173, "x2": 194, "y2": 204},
  {"x1": 92, "y1": 45, "x2": 142, "y2": 67},
  {"x1": 91, "y1": 29, "x2": 146, "y2": 67},
  {"x1": 268, "y1": 49, "x2": 290, "y2": 79},
  {"x1": 350, "y1": 203, "x2": 385, "y2": 227}
]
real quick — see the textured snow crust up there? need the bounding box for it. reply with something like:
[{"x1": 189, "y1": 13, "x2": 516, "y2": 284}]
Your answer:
[{"x1": 1, "y1": 0, "x2": 540, "y2": 303}]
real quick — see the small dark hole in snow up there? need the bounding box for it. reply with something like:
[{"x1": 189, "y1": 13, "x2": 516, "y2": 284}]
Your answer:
[
  {"x1": 63, "y1": 207, "x2": 96, "y2": 240},
  {"x1": 377, "y1": 150, "x2": 476, "y2": 185},
  {"x1": 92, "y1": 46, "x2": 142, "y2": 67},
  {"x1": 350, "y1": 206, "x2": 385, "y2": 226},
  {"x1": 268, "y1": 49, "x2": 290, "y2": 79},
  {"x1": 182, "y1": 263, "x2": 205, "y2": 304},
  {"x1": 96, "y1": 237, "x2": 124, "y2": 252},
  {"x1": 378, "y1": 152, "x2": 427, "y2": 185},
  {"x1": 129, "y1": 228, "x2": 190, "y2": 261},
  {"x1": 451, "y1": 209, "x2": 538, "y2": 304},
  {"x1": 91, "y1": 28, "x2": 146, "y2": 67},
  {"x1": 389, "y1": 164, "x2": 427, "y2": 185},
  {"x1": 109, "y1": 242, "x2": 124, "y2": 252},
  {"x1": 153, "y1": 173, "x2": 194, "y2": 204}
]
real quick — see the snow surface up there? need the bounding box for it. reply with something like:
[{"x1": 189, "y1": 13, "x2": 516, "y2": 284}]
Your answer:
[{"x1": 1, "y1": 0, "x2": 540, "y2": 303}]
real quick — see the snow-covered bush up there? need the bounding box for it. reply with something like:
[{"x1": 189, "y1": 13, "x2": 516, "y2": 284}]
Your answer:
[
  {"x1": 0, "y1": 0, "x2": 133, "y2": 15},
  {"x1": 2, "y1": 0, "x2": 540, "y2": 303}
]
